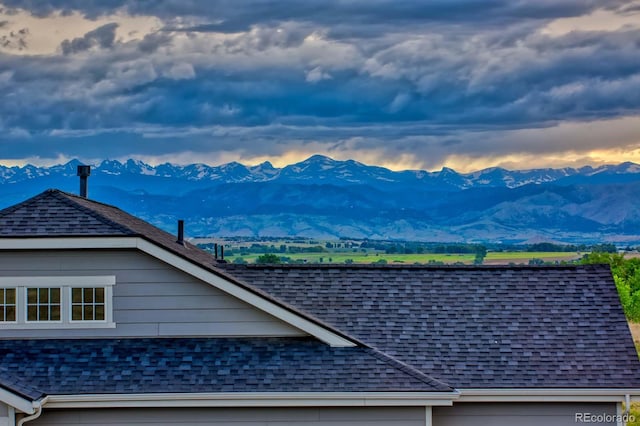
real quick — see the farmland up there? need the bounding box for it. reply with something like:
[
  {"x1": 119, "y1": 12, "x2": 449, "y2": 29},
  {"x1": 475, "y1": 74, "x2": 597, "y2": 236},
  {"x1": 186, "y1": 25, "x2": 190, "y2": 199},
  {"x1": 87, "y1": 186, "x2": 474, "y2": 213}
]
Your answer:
[
  {"x1": 224, "y1": 251, "x2": 580, "y2": 265},
  {"x1": 194, "y1": 238, "x2": 587, "y2": 265}
]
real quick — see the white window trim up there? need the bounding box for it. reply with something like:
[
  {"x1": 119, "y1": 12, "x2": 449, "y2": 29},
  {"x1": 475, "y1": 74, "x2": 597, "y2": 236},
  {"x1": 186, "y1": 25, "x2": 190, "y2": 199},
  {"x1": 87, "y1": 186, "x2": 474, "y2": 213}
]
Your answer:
[
  {"x1": 0, "y1": 287, "x2": 17, "y2": 324},
  {"x1": 0, "y1": 237, "x2": 356, "y2": 346},
  {"x1": 0, "y1": 276, "x2": 115, "y2": 329},
  {"x1": 24, "y1": 287, "x2": 62, "y2": 324},
  {"x1": 68, "y1": 287, "x2": 108, "y2": 323}
]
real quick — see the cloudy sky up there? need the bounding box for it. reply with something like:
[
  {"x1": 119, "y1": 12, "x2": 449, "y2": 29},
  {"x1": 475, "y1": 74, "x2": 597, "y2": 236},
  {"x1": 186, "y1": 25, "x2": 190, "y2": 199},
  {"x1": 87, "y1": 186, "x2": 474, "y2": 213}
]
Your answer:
[{"x1": 1, "y1": 0, "x2": 639, "y2": 171}]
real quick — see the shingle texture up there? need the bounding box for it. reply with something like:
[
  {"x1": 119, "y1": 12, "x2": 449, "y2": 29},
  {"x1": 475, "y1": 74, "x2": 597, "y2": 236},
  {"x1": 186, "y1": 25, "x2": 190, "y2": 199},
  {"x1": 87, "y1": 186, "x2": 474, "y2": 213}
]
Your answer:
[
  {"x1": 0, "y1": 189, "x2": 134, "y2": 236},
  {"x1": 0, "y1": 337, "x2": 451, "y2": 397},
  {"x1": 221, "y1": 263, "x2": 640, "y2": 389},
  {"x1": 1, "y1": 189, "x2": 639, "y2": 397},
  {"x1": 0, "y1": 189, "x2": 217, "y2": 270},
  {"x1": 0, "y1": 367, "x2": 45, "y2": 400},
  {"x1": 0, "y1": 190, "x2": 347, "y2": 344}
]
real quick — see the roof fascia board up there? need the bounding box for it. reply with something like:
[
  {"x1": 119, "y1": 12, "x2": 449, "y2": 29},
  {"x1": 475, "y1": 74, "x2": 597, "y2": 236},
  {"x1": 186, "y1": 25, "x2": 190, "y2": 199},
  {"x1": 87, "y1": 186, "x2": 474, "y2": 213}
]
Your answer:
[
  {"x1": 0, "y1": 387, "x2": 36, "y2": 415},
  {"x1": 0, "y1": 236, "x2": 355, "y2": 347},
  {"x1": 458, "y1": 389, "x2": 640, "y2": 402},
  {"x1": 0, "y1": 237, "x2": 137, "y2": 250},
  {"x1": 135, "y1": 238, "x2": 356, "y2": 347},
  {"x1": 44, "y1": 392, "x2": 458, "y2": 408}
]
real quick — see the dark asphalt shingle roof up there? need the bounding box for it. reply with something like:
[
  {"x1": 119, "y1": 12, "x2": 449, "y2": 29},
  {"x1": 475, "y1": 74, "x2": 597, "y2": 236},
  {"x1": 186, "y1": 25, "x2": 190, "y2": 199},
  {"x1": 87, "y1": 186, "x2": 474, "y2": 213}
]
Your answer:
[
  {"x1": 0, "y1": 189, "x2": 211, "y2": 267},
  {"x1": 0, "y1": 189, "x2": 133, "y2": 236},
  {"x1": 1, "y1": 189, "x2": 639, "y2": 396},
  {"x1": 0, "y1": 337, "x2": 452, "y2": 399},
  {"x1": 0, "y1": 189, "x2": 359, "y2": 347},
  {"x1": 0, "y1": 367, "x2": 45, "y2": 400},
  {"x1": 221, "y1": 263, "x2": 640, "y2": 389}
]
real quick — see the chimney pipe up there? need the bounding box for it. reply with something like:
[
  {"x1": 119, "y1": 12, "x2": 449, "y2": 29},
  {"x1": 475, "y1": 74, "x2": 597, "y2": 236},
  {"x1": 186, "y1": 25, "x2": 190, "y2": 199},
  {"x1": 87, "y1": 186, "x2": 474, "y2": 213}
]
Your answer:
[
  {"x1": 214, "y1": 243, "x2": 218, "y2": 260},
  {"x1": 77, "y1": 165, "x2": 91, "y2": 198},
  {"x1": 176, "y1": 220, "x2": 185, "y2": 245},
  {"x1": 217, "y1": 245, "x2": 227, "y2": 263}
]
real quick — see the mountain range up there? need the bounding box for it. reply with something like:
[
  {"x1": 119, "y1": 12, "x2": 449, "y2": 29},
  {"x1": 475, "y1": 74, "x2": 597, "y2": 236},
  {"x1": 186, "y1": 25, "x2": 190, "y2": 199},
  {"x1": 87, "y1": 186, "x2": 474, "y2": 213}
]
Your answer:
[{"x1": 1, "y1": 155, "x2": 639, "y2": 244}]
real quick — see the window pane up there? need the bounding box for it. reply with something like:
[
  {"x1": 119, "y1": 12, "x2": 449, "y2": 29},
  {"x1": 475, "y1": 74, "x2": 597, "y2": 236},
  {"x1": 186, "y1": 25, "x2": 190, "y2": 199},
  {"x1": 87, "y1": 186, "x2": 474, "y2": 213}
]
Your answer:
[
  {"x1": 27, "y1": 305, "x2": 37, "y2": 321},
  {"x1": 84, "y1": 288, "x2": 93, "y2": 303},
  {"x1": 95, "y1": 305, "x2": 105, "y2": 320},
  {"x1": 6, "y1": 289, "x2": 15, "y2": 304},
  {"x1": 72, "y1": 305, "x2": 82, "y2": 320},
  {"x1": 95, "y1": 288, "x2": 104, "y2": 303},
  {"x1": 39, "y1": 288, "x2": 49, "y2": 303},
  {"x1": 51, "y1": 305, "x2": 60, "y2": 321},
  {"x1": 39, "y1": 305, "x2": 48, "y2": 321},
  {"x1": 6, "y1": 306, "x2": 15, "y2": 321},
  {"x1": 27, "y1": 288, "x2": 37, "y2": 304},
  {"x1": 50, "y1": 288, "x2": 60, "y2": 303},
  {"x1": 0, "y1": 306, "x2": 4, "y2": 321},
  {"x1": 72, "y1": 288, "x2": 82, "y2": 303},
  {"x1": 0, "y1": 289, "x2": 4, "y2": 300},
  {"x1": 84, "y1": 305, "x2": 93, "y2": 320}
]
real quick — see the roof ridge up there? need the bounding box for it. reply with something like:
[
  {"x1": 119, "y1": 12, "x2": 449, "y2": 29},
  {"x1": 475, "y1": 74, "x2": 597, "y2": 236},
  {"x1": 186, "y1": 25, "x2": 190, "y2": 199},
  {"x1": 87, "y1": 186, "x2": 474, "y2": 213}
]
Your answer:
[
  {"x1": 51, "y1": 189, "x2": 138, "y2": 236},
  {"x1": 54, "y1": 188, "x2": 125, "y2": 210},
  {"x1": 364, "y1": 347, "x2": 455, "y2": 392},
  {"x1": 1, "y1": 190, "x2": 362, "y2": 348}
]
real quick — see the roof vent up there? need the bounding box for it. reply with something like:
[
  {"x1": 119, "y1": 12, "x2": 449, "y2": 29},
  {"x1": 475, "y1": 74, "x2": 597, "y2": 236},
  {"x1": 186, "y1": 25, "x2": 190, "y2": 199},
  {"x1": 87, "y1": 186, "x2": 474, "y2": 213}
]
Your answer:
[
  {"x1": 177, "y1": 220, "x2": 185, "y2": 246},
  {"x1": 77, "y1": 165, "x2": 91, "y2": 198}
]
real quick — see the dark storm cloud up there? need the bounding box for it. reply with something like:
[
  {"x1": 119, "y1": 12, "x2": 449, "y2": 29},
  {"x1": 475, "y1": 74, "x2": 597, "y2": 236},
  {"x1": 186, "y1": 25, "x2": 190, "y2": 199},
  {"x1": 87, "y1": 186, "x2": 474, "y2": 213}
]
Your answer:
[
  {"x1": 1, "y1": 0, "x2": 640, "y2": 167},
  {"x1": 60, "y1": 22, "x2": 118, "y2": 54},
  {"x1": 137, "y1": 32, "x2": 172, "y2": 54},
  {"x1": 2, "y1": 0, "x2": 626, "y2": 29}
]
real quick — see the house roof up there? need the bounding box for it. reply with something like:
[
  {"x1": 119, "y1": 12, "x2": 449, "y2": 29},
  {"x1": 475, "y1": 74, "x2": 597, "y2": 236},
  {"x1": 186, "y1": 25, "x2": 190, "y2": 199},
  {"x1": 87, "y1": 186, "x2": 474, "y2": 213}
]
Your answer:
[
  {"x1": 0, "y1": 367, "x2": 45, "y2": 401},
  {"x1": 221, "y1": 263, "x2": 640, "y2": 389},
  {"x1": 1, "y1": 189, "x2": 639, "y2": 397},
  {"x1": 0, "y1": 337, "x2": 452, "y2": 399},
  {"x1": 0, "y1": 189, "x2": 212, "y2": 266},
  {"x1": 0, "y1": 189, "x2": 359, "y2": 347}
]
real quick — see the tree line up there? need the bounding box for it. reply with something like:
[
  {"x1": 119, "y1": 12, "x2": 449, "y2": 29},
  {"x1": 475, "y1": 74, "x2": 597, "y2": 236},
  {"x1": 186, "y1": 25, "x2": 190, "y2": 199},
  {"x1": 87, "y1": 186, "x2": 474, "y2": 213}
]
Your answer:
[{"x1": 581, "y1": 252, "x2": 640, "y2": 321}]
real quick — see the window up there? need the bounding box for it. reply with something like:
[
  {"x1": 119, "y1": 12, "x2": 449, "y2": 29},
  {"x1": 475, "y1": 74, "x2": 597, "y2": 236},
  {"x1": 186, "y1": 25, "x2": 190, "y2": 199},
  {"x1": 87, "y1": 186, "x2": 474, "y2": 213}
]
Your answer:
[
  {"x1": 0, "y1": 288, "x2": 16, "y2": 322},
  {"x1": 71, "y1": 288, "x2": 105, "y2": 321},
  {"x1": 0, "y1": 276, "x2": 115, "y2": 329},
  {"x1": 27, "y1": 288, "x2": 61, "y2": 322}
]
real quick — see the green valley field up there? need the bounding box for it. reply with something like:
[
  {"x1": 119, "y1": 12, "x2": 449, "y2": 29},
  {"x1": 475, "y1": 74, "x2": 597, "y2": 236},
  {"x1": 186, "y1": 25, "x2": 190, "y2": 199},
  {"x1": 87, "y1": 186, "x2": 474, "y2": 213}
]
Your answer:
[
  {"x1": 194, "y1": 236, "x2": 586, "y2": 265},
  {"x1": 224, "y1": 251, "x2": 582, "y2": 265},
  {"x1": 193, "y1": 238, "x2": 625, "y2": 265}
]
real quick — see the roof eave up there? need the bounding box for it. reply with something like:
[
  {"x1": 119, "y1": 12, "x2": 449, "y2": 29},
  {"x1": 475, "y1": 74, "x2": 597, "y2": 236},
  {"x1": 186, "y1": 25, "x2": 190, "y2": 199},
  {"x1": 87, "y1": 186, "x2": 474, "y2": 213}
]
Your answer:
[
  {"x1": 0, "y1": 235, "x2": 359, "y2": 347},
  {"x1": 41, "y1": 391, "x2": 460, "y2": 409},
  {"x1": 458, "y1": 388, "x2": 640, "y2": 402},
  {"x1": 0, "y1": 385, "x2": 42, "y2": 414}
]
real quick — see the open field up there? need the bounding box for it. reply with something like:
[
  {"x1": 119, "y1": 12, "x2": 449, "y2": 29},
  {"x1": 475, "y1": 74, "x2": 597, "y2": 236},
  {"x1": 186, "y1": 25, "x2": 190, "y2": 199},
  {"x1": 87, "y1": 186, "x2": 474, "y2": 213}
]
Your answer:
[
  {"x1": 223, "y1": 251, "x2": 582, "y2": 265},
  {"x1": 482, "y1": 252, "x2": 584, "y2": 265},
  {"x1": 193, "y1": 237, "x2": 588, "y2": 264}
]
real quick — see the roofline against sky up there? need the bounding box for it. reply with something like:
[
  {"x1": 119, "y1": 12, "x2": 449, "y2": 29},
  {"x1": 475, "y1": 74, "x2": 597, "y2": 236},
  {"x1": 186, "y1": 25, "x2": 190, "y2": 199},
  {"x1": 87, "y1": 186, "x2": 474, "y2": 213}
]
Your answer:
[{"x1": 0, "y1": 235, "x2": 357, "y2": 347}]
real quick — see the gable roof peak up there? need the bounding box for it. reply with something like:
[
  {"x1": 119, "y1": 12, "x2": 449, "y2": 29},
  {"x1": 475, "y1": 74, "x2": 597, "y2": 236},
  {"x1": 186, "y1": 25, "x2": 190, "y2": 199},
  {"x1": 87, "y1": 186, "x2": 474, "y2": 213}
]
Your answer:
[
  {"x1": 0, "y1": 188, "x2": 136, "y2": 237},
  {"x1": 0, "y1": 189, "x2": 361, "y2": 347}
]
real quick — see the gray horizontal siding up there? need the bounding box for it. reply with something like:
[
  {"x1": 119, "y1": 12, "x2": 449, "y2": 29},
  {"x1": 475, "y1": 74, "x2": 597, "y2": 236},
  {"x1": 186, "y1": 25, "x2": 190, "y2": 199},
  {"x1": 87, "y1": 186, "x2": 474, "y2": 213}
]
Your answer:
[
  {"x1": 433, "y1": 402, "x2": 618, "y2": 426},
  {"x1": 30, "y1": 407, "x2": 425, "y2": 426},
  {"x1": 0, "y1": 249, "x2": 304, "y2": 338}
]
